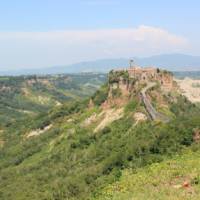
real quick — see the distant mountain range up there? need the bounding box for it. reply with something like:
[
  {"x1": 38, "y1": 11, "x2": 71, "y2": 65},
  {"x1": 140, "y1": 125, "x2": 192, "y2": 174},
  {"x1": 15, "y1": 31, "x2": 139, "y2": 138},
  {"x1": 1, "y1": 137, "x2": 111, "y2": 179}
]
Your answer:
[{"x1": 1, "y1": 54, "x2": 200, "y2": 76}]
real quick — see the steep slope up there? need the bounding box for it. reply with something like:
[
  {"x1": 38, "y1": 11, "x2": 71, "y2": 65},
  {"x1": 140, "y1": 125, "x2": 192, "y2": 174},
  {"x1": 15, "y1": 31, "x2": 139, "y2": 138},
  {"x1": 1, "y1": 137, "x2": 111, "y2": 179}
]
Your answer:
[{"x1": 0, "y1": 69, "x2": 199, "y2": 200}]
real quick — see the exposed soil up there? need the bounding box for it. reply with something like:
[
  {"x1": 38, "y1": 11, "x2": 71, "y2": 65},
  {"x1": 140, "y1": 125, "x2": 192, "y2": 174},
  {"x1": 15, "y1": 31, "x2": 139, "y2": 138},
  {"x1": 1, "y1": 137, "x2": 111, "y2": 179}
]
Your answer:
[
  {"x1": 82, "y1": 113, "x2": 97, "y2": 126},
  {"x1": 133, "y1": 112, "x2": 147, "y2": 125},
  {"x1": 26, "y1": 124, "x2": 52, "y2": 138},
  {"x1": 94, "y1": 108, "x2": 124, "y2": 132},
  {"x1": 175, "y1": 78, "x2": 200, "y2": 103}
]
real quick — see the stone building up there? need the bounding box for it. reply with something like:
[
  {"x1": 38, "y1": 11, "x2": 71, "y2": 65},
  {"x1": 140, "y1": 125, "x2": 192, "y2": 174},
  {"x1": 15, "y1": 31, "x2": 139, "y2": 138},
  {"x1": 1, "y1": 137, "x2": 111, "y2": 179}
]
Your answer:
[
  {"x1": 116, "y1": 66, "x2": 173, "y2": 90},
  {"x1": 127, "y1": 67, "x2": 157, "y2": 80}
]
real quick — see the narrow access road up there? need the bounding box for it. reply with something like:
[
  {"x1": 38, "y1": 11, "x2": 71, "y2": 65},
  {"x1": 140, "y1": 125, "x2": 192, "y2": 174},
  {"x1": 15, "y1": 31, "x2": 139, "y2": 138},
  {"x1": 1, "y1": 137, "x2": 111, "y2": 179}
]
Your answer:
[{"x1": 140, "y1": 82, "x2": 170, "y2": 123}]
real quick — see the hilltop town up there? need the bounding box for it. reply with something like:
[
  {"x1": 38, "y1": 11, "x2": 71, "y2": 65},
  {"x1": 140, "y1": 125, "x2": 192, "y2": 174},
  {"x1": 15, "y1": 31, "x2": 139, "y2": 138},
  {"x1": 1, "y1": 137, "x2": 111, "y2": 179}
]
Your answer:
[
  {"x1": 105, "y1": 65, "x2": 175, "y2": 106},
  {"x1": 92, "y1": 65, "x2": 175, "y2": 123},
  {"x1": 114, "y1": 65, "x2": 174, "y2": 90}
]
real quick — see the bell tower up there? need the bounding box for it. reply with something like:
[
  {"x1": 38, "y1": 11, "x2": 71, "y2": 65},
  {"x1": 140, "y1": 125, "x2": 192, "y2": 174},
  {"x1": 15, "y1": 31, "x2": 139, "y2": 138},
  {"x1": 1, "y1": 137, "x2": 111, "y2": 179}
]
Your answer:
[{"x1": 129, "y1": 59, "x2": 134, "y2": 68}]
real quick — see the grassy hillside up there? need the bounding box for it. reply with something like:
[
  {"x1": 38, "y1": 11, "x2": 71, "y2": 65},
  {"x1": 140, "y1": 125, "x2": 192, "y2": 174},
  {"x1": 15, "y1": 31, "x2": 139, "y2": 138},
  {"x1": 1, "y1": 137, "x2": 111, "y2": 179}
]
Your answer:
[
  {"x1": 0, "y1": 71, "x2": 199, "y2": 200},
  {"x1": 94, "y1": 146, "x2": 200, "y2": 200},
  {"x1": 0, "y1": 73, "x2": 106, "y2": 127}
]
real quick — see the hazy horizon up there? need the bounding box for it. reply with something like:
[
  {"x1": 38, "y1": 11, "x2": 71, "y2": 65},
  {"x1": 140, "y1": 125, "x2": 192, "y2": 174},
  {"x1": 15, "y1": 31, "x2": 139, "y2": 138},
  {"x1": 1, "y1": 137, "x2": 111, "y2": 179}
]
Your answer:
[{"x1": 0, "y1": 53, "x2": 199, "y2": 72}]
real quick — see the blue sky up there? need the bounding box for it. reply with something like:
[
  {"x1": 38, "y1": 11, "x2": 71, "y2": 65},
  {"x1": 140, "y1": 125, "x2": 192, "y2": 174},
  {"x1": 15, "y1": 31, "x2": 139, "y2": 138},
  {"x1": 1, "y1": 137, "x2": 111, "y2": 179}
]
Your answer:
[{"x1": 0, "y1": 0, "x2": 199, "y2": 70}]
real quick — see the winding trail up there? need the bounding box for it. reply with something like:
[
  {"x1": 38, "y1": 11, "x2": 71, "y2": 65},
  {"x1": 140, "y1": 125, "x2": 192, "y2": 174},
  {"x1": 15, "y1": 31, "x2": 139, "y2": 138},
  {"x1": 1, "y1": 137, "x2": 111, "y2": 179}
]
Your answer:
[{"x1": 140, "y1": 82, "x2": 170, "y2": 123}]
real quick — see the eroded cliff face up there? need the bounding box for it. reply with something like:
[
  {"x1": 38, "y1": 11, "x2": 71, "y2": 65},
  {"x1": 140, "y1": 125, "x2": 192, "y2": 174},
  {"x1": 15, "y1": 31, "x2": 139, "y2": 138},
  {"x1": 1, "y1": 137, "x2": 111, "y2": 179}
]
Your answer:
[
  {"x1": 91, "y1": 68, "x2": 176, "y2": 112},
  {"x1": 102, "y1": 73, "x2": 137, "y2": 108}
]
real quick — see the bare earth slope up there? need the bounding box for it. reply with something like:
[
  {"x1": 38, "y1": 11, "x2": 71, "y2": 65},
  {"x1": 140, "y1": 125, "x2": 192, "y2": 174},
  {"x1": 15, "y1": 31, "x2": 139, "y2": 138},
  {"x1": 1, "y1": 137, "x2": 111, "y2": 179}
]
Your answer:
[{"x1": 176, "y1": 78, "x2": 200, "y2": 103}]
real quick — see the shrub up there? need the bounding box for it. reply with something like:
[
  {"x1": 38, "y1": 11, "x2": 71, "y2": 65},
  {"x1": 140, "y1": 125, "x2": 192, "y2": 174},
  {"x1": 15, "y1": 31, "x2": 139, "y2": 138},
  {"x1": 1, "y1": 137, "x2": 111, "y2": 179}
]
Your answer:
[
  {"x1": 125, "y1": 99, "x2": 138, "y2": 112},
  {"x1": 92, "y1": 84, "x2": 109, "y2": 106},
  {"x1": 111, "y1": 88, "x2": 121, "y2": 97}
]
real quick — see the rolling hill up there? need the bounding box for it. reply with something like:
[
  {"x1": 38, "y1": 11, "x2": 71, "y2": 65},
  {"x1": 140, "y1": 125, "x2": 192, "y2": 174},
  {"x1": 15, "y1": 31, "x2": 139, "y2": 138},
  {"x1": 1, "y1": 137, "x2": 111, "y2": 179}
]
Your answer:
[
  {"x1": 1, "y1": 54, "x2": 200, "y2": 76},
  {"x1": 0, "y1": 73, "x2": 106, "y2": 127},
  {"x1": 0, "y1": 69, "x2": 199, "y2": 199}
]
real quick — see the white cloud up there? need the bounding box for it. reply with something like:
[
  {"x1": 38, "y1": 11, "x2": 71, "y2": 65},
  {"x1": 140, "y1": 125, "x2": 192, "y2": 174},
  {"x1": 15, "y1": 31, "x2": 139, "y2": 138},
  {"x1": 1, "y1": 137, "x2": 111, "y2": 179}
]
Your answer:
[{"x1": 0, "y1": 25, "x2": 189, "y2": 70}]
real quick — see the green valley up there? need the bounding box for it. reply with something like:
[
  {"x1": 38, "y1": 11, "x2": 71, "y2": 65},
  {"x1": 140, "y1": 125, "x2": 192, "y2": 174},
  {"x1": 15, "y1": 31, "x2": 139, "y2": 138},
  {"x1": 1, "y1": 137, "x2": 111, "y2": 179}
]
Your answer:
[{"x1": 0, "y1": 73, "x2": 106, "y2": 127}]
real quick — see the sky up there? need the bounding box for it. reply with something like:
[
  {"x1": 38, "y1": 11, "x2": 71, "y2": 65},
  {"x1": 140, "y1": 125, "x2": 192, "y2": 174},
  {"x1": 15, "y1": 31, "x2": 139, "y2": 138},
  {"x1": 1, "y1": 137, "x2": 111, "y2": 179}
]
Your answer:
[{"x1": 0, "y1": 0, "x2": 200, "y2": 70}]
